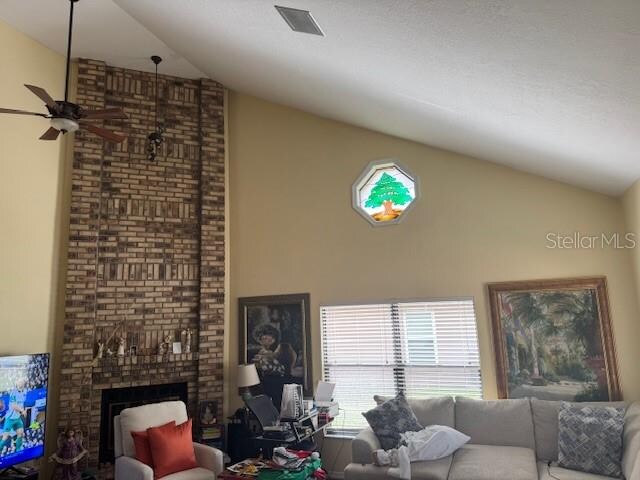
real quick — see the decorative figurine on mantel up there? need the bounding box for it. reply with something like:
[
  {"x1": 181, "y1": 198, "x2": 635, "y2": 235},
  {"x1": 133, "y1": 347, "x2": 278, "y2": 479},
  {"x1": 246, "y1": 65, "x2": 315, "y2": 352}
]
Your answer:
[
  {"x1": 159, "y1": 335, "x2": 172, "y2": 355},
  {"x1": 182, "y1": 328, "x2": 193, "y2": 354},
  {"x1": 92, "y1": 341, "x2": 105, "y2": 367},
  {"x1": 96, "y1": 341, "x2": 104, "y2": 359},
  {"x1": 94, "y1": 321, "x2": 127, "y2": 362},
  {"x1": 50, "y1": 429, "x2": 88, "y2": 480}
]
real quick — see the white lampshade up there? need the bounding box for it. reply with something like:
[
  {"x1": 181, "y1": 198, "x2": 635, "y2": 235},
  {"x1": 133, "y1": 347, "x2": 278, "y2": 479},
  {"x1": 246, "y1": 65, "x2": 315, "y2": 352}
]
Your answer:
[{"x1": 237, "y1": 363, "x2": 260, "y2": 388}]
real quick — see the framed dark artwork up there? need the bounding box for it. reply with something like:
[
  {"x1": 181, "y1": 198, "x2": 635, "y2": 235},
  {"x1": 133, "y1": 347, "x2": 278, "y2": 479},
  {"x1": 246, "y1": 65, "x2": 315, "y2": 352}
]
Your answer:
[
  {"x1": 239, "y1": 293, "x2": 312, "y2": 404},
  {"x1": 198, "y1": 400, "x2": 218, "y2": 427},
  {"x1": 488, "y1": 277, "x2": 621, "y2": 401}
]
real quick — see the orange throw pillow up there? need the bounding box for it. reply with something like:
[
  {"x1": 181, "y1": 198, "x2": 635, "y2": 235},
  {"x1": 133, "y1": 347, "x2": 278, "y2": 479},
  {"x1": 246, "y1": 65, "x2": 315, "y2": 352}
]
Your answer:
[
  {"x1": 131, "y1": 421, "x2": 175, "y2": 468},
  {"x1": 148, "y1": 419, "x2": 197, "y2": 478}
]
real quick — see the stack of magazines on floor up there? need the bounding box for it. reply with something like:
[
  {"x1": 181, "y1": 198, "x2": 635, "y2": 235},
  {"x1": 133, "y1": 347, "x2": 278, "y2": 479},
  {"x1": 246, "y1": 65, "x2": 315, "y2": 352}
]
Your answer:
[{"x1": 226, "y1": 448, "x2": 326, "y2": 479}]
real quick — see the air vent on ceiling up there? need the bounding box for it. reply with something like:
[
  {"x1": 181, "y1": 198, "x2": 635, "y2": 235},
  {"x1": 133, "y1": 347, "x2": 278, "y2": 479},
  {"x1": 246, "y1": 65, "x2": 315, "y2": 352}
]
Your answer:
[{"x1": 275, "y1": 5, "x2": 324, "y2": 36}]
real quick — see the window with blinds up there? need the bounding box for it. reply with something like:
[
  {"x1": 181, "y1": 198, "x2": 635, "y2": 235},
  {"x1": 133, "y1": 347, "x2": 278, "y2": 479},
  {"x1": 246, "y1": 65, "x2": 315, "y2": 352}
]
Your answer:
[{"x1": 321, "y1": 299, "x2": 482, "y2": 432}]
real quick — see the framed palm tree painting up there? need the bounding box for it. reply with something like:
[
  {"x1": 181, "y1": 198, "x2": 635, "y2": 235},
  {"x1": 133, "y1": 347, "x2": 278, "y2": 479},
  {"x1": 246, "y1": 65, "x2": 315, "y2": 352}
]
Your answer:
[{"x1": 488, "y1": 277, "x2": 621, "y2": 401}]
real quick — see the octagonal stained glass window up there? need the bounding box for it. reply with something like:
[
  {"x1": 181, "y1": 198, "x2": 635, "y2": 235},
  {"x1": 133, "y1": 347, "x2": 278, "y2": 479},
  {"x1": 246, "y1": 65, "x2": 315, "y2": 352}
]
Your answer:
[{"x1": 352, "y1": 160, "x2": 419, "y2": 226}]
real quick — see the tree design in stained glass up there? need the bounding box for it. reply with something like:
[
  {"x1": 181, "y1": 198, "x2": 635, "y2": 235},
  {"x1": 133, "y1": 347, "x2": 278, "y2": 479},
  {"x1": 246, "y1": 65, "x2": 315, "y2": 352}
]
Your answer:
[{"x1": 353, "y1": 161, "x2": 417, "y2": 225}]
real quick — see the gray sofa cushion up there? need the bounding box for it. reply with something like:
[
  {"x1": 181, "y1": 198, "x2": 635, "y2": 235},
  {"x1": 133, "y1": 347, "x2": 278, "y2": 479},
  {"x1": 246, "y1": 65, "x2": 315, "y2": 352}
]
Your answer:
[
  {"x1": 374, "y1": 395, "x2": 455, "y2": 428},
  {"x1": 531, "y1": 399, "x2": 627, "y2": 462},
  {"x1": 455, "y1": 397, "x2": 535, "y2": 449},
  {"x1": 537, "y1": 461, "x2": 615, "y2": 480},
  {"x1": 363, "y1": 393, "x2": 423, "y2": 450},
  {"x1": 344, "y1": 457, "x2": 452, "y2": 480},
  {"x1": 557, "y1": 403, "x2": 625, "y2": 478},
  {"x1": 622, "y1": 402, "x2": 640, "y2": 480},
  {"x1": 448, "y1": 444, "x2": 537, "y2": 480},
  {"x1": 410, "y1": 457, "x2": 453, "y2": 480}
]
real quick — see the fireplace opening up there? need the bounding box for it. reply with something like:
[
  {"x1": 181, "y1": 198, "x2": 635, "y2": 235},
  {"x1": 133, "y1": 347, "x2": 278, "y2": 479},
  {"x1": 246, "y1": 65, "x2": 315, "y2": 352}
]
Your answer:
[{"x1": 99, "y1": 382, "x2": 188, "y2": 463}]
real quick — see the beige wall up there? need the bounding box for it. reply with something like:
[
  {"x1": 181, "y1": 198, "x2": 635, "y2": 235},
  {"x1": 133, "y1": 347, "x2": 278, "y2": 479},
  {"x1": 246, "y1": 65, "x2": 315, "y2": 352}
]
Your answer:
[
  {"x1": 0, "y1": 19, "x2": 71, "y2": 472},
  {"x1": 0, "y1": 20, "x2": 67, "y2": 352},
  {"x1": 623, "y1": 180, "x2": 640, "y2": 312},
  {"x1": 227, "y1": 92, "x2": 640, "y2": 470}
]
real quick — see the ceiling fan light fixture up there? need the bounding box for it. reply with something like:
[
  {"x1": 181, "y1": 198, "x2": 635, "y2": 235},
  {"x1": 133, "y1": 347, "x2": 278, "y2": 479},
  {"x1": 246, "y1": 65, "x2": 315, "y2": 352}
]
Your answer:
[
  {"x1": 0, "y1": 0, "x2": 127, "y2": 142},
  {"x1": 51, "y1": 117, "x2": 79, "y2": 133}
]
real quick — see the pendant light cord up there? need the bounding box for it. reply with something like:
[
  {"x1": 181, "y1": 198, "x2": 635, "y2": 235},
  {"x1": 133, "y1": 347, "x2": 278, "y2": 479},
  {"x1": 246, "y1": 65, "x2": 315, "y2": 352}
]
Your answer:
[
  {"x1": 155, "y1": 62, "x2": 159, "y2": 132},
  {"x1": 64, "y1": 0, "x2": 75, "y2": 103}
]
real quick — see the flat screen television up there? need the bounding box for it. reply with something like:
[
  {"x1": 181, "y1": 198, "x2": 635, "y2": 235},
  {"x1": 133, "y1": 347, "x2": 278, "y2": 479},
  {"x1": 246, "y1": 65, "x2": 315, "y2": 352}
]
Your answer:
[{"x1": 0, "y1": 353, "x2": 49, "y2": 470}]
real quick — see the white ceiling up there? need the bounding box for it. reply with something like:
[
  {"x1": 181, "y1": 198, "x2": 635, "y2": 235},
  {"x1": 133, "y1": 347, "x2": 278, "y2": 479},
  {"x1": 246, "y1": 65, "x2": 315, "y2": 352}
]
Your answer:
[
  {"x1": 1, "y1": 1, "x2": 639, "y2": 195},
  {"x1": 0, "y1": 0, "x2": 205, "y2": 79}
]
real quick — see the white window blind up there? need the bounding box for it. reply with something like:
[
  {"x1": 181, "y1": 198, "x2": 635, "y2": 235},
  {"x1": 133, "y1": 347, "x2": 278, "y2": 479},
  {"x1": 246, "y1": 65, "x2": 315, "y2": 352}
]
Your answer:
[{"x1": 321, "y1": 299, "x2": 482, "y2": 432}]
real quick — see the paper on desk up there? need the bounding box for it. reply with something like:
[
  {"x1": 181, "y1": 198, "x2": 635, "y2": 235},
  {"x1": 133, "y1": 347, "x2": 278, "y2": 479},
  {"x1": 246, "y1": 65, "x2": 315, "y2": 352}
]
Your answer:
[{"x1": 315, "y1": 381, "x2": 335, "y2": 402}]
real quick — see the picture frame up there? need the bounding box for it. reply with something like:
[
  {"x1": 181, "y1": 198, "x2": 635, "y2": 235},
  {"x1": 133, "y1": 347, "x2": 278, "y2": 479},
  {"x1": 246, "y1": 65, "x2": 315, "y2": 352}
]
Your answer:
[
  {"x1": 487, "y1": 276, "x2": 621, "y2": 401},
  {"x1": 198, "y1": 400, "x2": 218, "y2": 427},
  {"x1": 239, "y1": 293, "x2": 312, "y2": 399}
]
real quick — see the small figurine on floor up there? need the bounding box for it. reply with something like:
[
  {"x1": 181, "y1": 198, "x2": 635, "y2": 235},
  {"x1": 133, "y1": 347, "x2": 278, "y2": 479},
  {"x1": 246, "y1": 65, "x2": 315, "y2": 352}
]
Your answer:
[{"x1": 50, "y1": 429, "x2": 88, "y2": 480}]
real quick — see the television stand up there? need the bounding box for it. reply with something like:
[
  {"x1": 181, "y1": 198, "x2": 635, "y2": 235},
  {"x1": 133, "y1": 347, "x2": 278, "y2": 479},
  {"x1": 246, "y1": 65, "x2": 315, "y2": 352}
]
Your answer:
[{"x1": 0, "y1": 466, "x2": 38, "y2": 480}]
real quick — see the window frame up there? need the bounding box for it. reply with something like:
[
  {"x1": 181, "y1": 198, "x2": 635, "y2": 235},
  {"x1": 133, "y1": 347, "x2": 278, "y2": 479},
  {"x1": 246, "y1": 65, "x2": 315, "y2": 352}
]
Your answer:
[
  {"x1": 320, "y1": 297, "x2": 483, "y2": 437},
  {"x1": 351, "y1": 159, "x2": 420, "y2": 227}
]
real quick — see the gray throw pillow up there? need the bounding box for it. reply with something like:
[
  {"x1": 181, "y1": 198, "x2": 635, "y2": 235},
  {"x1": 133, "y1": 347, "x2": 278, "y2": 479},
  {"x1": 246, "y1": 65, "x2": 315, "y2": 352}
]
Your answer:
[
  {"x1": 362, "y1": 393, "x2": 423, "y2": 450},
  {"x1": 558, "y1": 402, "x2": 625, "y2": 478}
]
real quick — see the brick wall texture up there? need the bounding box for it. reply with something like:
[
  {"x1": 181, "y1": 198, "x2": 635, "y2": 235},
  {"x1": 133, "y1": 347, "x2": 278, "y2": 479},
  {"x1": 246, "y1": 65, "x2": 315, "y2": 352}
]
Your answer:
[{"x1": 59, "y1": 59, "x2": 225, "y2": 474}]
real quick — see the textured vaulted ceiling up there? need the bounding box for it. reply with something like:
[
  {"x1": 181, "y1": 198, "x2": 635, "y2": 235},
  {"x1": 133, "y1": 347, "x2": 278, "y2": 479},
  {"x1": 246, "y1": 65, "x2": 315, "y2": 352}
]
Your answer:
[{"x1": 1, "y1": 1, "x2": 639, "y2": 194}]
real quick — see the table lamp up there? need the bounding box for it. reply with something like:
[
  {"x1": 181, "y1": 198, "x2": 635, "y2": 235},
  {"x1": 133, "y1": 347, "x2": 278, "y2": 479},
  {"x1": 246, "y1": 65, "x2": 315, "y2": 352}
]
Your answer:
[{"x1": 238, "y1": 363, "x2": 260, "y2": 401}]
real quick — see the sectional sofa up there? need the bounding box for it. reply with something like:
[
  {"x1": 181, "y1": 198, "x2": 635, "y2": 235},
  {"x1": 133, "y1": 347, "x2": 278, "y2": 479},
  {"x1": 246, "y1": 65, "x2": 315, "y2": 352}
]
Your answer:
[{"x1": 344, "y1": 396, "x2": 640, "y2": 480}]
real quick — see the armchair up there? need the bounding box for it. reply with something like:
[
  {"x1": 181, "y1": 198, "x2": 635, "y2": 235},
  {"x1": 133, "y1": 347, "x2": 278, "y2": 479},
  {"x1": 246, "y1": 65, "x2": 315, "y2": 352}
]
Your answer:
[{"x1": 114, "y1": 401, "x2": 223, "y2": 480}]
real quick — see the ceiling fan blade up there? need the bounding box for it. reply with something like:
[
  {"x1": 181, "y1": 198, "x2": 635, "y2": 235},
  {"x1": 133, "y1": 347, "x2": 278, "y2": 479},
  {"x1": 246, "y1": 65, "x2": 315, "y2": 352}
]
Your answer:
[
  {"x1": 24, "y1": 84, "x2": 58, "y2": 112},
  {"x1": 39, "y1": 127, "x2": 60, "y2": 141},
  {"x1": 0, "y1": 107, "x2": 47, "y2": 117},
  {"x1": 80, "y1": 108, "x2": 128, "y2": 120},
  {"x1": 83, "y1": 123, "x2": 126, "y2": 143}
]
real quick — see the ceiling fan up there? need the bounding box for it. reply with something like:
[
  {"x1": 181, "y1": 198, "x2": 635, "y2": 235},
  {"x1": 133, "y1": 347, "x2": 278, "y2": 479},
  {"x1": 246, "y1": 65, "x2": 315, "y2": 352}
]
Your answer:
[{"x1": 0, "y1": 0, "x2": 127, "y2": 142}]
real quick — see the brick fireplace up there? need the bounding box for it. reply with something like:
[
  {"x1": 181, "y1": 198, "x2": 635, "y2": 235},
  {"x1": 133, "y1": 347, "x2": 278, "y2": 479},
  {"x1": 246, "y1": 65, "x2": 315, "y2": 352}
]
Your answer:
[
  {"x1": 99, "y1": 382, "x2": 188, "y2": 464},
  {"x1": 59, "y1": 59, "x2": 225, "y2": 477}
]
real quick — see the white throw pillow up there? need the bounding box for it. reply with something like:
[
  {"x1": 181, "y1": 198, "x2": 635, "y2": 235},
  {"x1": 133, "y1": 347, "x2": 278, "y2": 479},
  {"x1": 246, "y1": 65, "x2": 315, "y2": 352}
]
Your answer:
[{"x1": 400, "y1": 425, "x2": 470, "y2": 461}]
